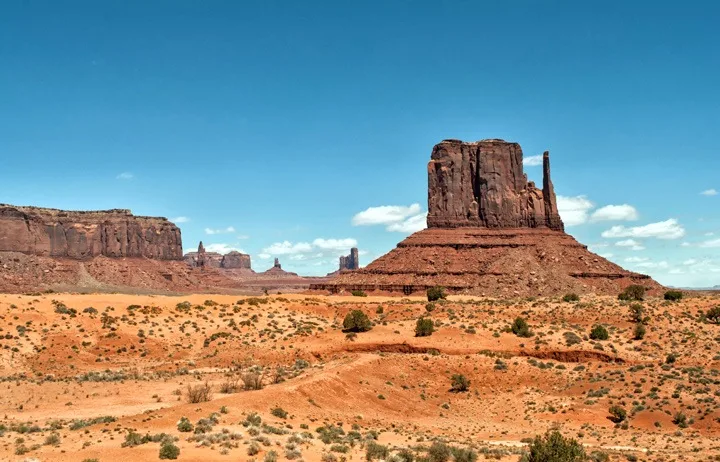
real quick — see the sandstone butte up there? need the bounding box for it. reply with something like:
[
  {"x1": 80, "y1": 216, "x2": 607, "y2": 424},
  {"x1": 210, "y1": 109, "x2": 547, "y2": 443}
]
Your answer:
[{"x1": 313, "y1": 139, "x2": 663, "y2": 296}]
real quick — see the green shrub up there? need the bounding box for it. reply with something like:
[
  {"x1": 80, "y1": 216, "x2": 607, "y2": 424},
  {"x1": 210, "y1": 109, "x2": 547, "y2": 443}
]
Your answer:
[
  {"x1": 450, "y1": 374, "x2": 470, "y2": 392},
  {"x1": 525, "y1": 430, "x2": 586, "y2": 461},
  {"x1": 663, "y1": 290, "x2": 683, "y2": 301},
  {"x1": 415, "y1": 318, "x2": 434, "y2": 337},
  {"x1": 666, "y1": 353, "x2": 677, "y2": 364},
  {"x1": 618, "y1": 285, "x2": 645, "y2": 301},
  {"x1": 511, "y1": 317, "x2": 532, "y2": 338},
  {"x1": 159, "y1": 442, "x2": 180, "y2": 459},
  {"x1": 342, "y1": 310, "x2": 372, "y2": 333},
  {"x1": 271, "y1": 407, "x2": 288, "y2": 419},
  {"x1": 673, "y1": 412, "x2": 688, "y2": 428},
  {"x1": 351, "y1": 290, "x2": 367, "y2": 297},
  {"x1": 633, "y1": 323, "x2": 646, "y2": 340},
  {"x1": 589, "y1": 325, "x2": 609, "y2": 341},
  {"x1": 706, "y1": 306, "x2": 720, "y2": 324},
  {"x1": 177, "y1": 417, "x2": 193, "y2": 432},
  {"x1": 450, "y1": 447, "x2": 478, "y2": 462},
  {"x1": 608, "y1": 405, "x2": 627, "y2": 423},
  {"x1": 562, "y1": 293, "x2": 580, "y2": 303},
  {"x1": 427, "y1": 286, "x2": 446, "y2": 302},
  {"x1": 425, "y1": 302, "x2": 436, "y2": 312}
]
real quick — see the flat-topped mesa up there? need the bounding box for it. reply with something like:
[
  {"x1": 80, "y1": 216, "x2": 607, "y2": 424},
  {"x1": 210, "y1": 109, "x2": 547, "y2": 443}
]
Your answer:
[
  {"x1": 0, "y1": 204, "x2": 183, "y2": 260},
  {"x1": 339, "y1": 248, "x2": 360, "y2": 271},
  {"x1": 427, "y1": 139, "x2": 564, "y2": 231}
]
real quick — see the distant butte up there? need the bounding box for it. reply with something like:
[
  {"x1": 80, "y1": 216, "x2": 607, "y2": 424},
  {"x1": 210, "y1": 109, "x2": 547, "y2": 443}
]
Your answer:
[{"x1": 313, "y1": 139, "x2": 662, "y2": 296}]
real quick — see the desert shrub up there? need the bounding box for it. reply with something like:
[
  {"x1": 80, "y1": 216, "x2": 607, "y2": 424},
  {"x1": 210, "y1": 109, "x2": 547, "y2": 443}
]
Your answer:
[
  {"x1": 608, "y1": 405, "x2": 627, "y2": 423},
  {"x1": 562, "y1": 293, "x2": 580, "y2": 303},
  {"x1": 243, "y1": 412, "x2": 262, "y2": 427},
  {"x1": 450, "y1": 374, "x2": 470, "y2": 392},
  {"x1": 588, "y1": 451, "x2": 609, "y2": 462},
  {"x1": 351, "y1": 290, "x2": 367, "y2": 297},
  {"x1": 271, "y1": 407, "x2": 288, "y2": 419},
  {"x1": 242, "y1": 372, "x2": 264, "y2": 390},
  {"x1": 633, "y1": 323, "x2": 646, "y2": 340},
  {"x1": 343, "y1": 310, "x2": 372, "y2": 333},
  {"x1": 396, "y1": 449, "x2": 415, "y2": 462},
  {"x1": 525, "y1": 430, "x2": 586, "y2": 461},
  {"x1": 427, "y1": 286, "x2": 446, "y2": 302},
  {"x1": 706, "y1": 306, "x2": 720, "y2": 324},
  {"x1": 511, "y1": 317, "x2": 532, "y2": 338},
  {"x1": 44, "y1": 433, "x2": 61, "y2": 446},
  {"x1": 415, "y1": 317, "x2": 434, "y2": 337},
  {"x1": 366, "y1": 441, "x2": 389, "y2": 460},
  {"x1": 673, "y1": 412, "x2": 688, "y2": 428},
  {"x1": 159, "y1": 442, "x2": 180, "y2": 459},
  {"x1": 177, "y1": 417, "x2": 193, "y2": 432},
  {"x1": 186, "y1": 382, "x2": 212, "y2": 403},
  {"x1": 589, "y1": 325, "x2": 609, "y2": 341},
  {"x1": 219, "y1": 377, "x2": 241, "y2": 393},
  {"x1": 425, "y1": 302, "x2": 436, "y2": 312},
  {"x1": 264, "y1": 451, "x2": 279, "y2": 462},
  {"x1": 666, "y1": 353, "x2": 677, "y2": 364},
  {"x1": 450, "y1": 447, "x2": 477, "y2": 462},
  {"x1": 628, "y1": 303, "x2": 649, "y2": 324},
  {"x1": 428, "y1": 441, "x2": 451, "y2": 462},
  {"x1": 248, "y1": 442, "x2": 261, "y2": 455},
  {"x1": 618, "y1": 285, "x2": 645, "y2": 301},
  {"x1": 663, "y1": 290, "x2": 683, "y2": 301}
]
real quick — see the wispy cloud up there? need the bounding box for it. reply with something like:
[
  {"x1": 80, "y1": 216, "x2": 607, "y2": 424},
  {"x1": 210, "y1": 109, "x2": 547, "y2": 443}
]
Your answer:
[
  {"x1": 312, "y1": 238, "x2": 357, "y2": 251},
  {"x1": 601, "y1": 218, "x2": 685, "y2": 240},
  {"x1": 615, "y1": 238, "x2": 645, "y2": 250},
  {"x1": 205, "y1": 226, "x2": 236, "y2": 235},
  {"x1": 699, "y1": 238, "x2": 720, "y2": 248},
  {"x1": 116, "y1": 172, "x2": 134, "y2": 180},
  {"x1": 352, "y1": 203, "x2": 427, "y2": 233},
  {"x1": 172, "y1": 216, "x2": 190, "y2": 223},
  {"x1": 523, "y1": 155, "x2": 544, "y2": 166},
  {"x1": 700, "y1": 189, "x2": 717, "y2": 196},
  {"x1": 590, "y1": 204, "x2": 638, "y2": 222}
]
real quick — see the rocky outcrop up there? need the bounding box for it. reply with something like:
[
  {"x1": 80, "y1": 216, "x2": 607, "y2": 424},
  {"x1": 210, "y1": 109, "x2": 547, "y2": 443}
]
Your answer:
[
  {"x1": 339, "y1": 248, "x2": 359, "y2": 271},
  {"x1": 0, "y1": 204, "x2": 182, "y2": 260},
  {"x1": 184, "y1": 242, "x2": 252, "y2": 269},
  {"x1": 313, "y1": 138, "x2": 662, "y2": 296},
  {"x1": 427, "y1": 139, "x2": 564, "y2": 230}
]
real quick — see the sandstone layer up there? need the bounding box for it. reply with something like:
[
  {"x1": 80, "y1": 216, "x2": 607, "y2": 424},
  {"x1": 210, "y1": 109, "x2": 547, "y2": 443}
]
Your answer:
[
  {"x1": 315, "y1": 139, "x2": 662, "y2": 296},
  {"x1": 184, "y1": 241, "x2": 252, "y2": 270},
  {"x1": 0, "y1": 204, "x2": 182, "y2": 260}
]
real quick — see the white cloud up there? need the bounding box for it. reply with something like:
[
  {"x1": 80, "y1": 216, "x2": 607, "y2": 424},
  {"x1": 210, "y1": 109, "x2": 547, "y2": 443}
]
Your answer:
[
  {"x1": 352, "y1": 204, "x2": 422, "y2": 226},
  {"x1": 625, "y1": 257, "x2": 648, "y2": 263},
  {"x1": 636, "y1": 261, "x2": 670, "y2": 269},
  {"x1": 598, "y1": 253, "x2": 614, "y2": 259},
  {"x1": 681, "y1": 242, "x2": 691, "y2": 247},
  {"x1": 705, "y1": 232, "x2": 715, "y2": 236},
  {"x1": 203, "y1": 243, "x2": 246, "y2": 254},
  {"x1": 557, "y1": 195, "x2": 594, "y2": 226},
  {"x1": 700, "y1": 189, "x2": 718, "y2": 196},
  {"x1": 601, "y1": 219, "x2": 685, "y2": 240},
  {"x1": 261, "y1": 241, "x2": 313, "y2": 255},
  {"x1": 699, "y1": 238, "x2": 720, "y2": 248},
  {"x1": 172, "y1": 216, "x2": 190, "y2": 223},
  {"x1": 523, "y1": 155, "x2": 544, "y2": 166},
  {"x1": 387, "y1": 212, "x2": 428, "y2": 233},
  {"x1": 289, "y1": 254, "x2": 306, "y2": 261},
  {"x1": 116, "y1": 172, "x2": 134, "y2": 180},
  {"x1": 237, "y1": 234, "x2": 250, "y2": 240},
  {"x1": 258, "y1": 253, "x2": 271, "y2": 260},
  {"x1": 205, "y1": 226, "x2": 236, "y2": 235},
  {"x1": 614, "y1": 239, "x2": 645, "y2": 251},
  {"x1": 312, "y1": 238, "x2": 357, "y2": 250},
  {"x1": 683, "y1": 259, "x2": 698, "y2": 265},
  {"x1": 590, "y1": 204, "x2": 638, "y2": 222}
]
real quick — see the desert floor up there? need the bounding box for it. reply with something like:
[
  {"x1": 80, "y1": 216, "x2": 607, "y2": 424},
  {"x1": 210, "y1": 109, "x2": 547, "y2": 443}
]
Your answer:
[{"x1": 0, "y1": 292, "x2": 719, "y2": 461}]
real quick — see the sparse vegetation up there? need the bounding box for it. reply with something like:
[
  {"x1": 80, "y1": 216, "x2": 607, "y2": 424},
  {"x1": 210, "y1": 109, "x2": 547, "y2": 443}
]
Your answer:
[
  {"x1": 562, "y1": 293, "x2": 580, "y2": 303},
  {"x1": 450, "y1": 374, "x2": 470, "y2": 392},
  {"x1": 415, "y1": 317, "x2": 434, "y2": 337},
  {"x1": 343, "y1": 310, "x2": 372, "y2": 332},
  {"x1": 427, "y1": 286, "x2": 446, "y2": 302},
  {"x1": 589, "y1": 325, "x2": 609, "y2": 341},
  {"x1": 511, "y1": 317, "x2": 532, "y2": 337},
  {"x1": 664, "y1": 290, "x2": 683, "y2": 301},
  {"x1": 525, "y1": 430, "x2": 586, "y2": 461},
  {"x1": 618, "y1": 284, "x2": 645, "y2": 301},
  {"x1": 186, "y1": 382, "x2": 212, "y2": 403}
]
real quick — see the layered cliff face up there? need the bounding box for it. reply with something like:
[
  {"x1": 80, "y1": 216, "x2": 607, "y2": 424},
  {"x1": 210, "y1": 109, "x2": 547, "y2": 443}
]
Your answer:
[
  {"x1": 427, "y1": 139, "x2": 564, "y2": 230},
  {"x1": 0, "y1": 204, "x2": 182, "y2": 260}
]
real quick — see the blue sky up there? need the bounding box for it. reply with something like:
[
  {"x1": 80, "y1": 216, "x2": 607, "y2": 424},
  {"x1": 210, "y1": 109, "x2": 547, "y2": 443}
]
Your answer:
[{"x1": 1, "y1": 1, "x2": 718, "y2": 286}]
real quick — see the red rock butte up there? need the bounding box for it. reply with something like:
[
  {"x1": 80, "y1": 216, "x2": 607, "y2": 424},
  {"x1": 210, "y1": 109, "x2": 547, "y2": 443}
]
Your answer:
[{"x1": 313, "y1": 139, "x2": 662, "y2": 296}]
